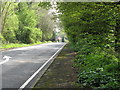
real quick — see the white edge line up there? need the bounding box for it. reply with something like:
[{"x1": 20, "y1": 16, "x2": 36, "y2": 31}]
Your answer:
[{"x1": 18, "y1": 43, "x2": 66, "y2": 90}]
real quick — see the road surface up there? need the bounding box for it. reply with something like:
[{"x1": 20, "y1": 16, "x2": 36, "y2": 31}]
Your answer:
[{"x1": 1, "y1": 43, "x2": 66, "y2": 89}]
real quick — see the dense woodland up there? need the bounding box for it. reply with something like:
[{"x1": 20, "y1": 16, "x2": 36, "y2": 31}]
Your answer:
[
  {"x1": 0, "y1": 1, "x2": 120, "y2": 89},
  {"x1": 57, "y1": 2, "x2": 120, "y2": 89},
  {"x1": 0, "y1": 2, "x2": 56, "y2": 44}
]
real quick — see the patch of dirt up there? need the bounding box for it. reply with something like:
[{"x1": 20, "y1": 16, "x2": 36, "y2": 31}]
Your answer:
[{"x1": 34, "y1": 44, "x2": 77, "y2": 88}]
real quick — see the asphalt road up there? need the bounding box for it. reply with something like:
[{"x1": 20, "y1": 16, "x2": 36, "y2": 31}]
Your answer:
[{"x1": 1, "y1": 42, "x2": 66, "y2": 88}]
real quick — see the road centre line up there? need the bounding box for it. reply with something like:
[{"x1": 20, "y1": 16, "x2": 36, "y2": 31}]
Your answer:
[{"x1": 18, "y1": 43, "x2": 66, "y2": 90}]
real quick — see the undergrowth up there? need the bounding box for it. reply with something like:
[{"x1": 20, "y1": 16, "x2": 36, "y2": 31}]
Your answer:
[{"x1": 73, "y1": 40, "x2": 120, "y2": 89}]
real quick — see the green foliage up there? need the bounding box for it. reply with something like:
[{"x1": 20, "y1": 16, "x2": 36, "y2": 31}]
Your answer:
[
  {"x1": 2, "y1": 14, "x2": 18, "y2": 43},
  {"x1": 74, "y1": 43, "x2": 119, "y2": 88},
  {"x1": 16, "y1": 26, "x2": 42, "y2": 44},
  {"x1": 57, "y1": 2, "x2": 120, "y2": 89},
  {"x1": 38, "y1": 2, "x2": 51, "y2": 9},
  {"x1": 29, "y1": 27, "x2": 42, "y2": 43},
  {"x1": 78, "y1": 70, "x2": 120, "y2": 89},
  {"x1": 1, "y1": 41, "x2": 52, "y2": 49},
  {"x1": 37, "y1": 7, "x2": 55, "y2": 41},
  {"x1": 15, "y1": 2, "x2": 42, "y2": 44},
  {"x1": 0, "y1": 33, "x2": 6, "y2": 44},
  {"x1": 1, "y1": 2, "x2": 19, "y2": 43},
  {"x1": 1, "y1": 2, "x2": 54, "y2": 44},
  {"x1": 1, "y1": 43, "x2": 30, "y2": 49}
]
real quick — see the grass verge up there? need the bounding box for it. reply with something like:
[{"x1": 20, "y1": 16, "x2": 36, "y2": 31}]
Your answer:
[
  {"x1": 0, "y1": 41, "x2": 52, "y2": 50},
  {"x1": 33, "y1": 44, "x2": 77, "y2": 89}
]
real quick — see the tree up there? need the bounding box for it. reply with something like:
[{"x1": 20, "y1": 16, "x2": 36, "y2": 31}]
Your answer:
[
  {"x1": 1, "y1": 2, "x2": 19, "y2": 43},
  {"x1": 57, "y1": 2, "x2": 120, "y2": 89},
  {"x1": 16, "y1": 2, "x2": 42, "y2": 44}
]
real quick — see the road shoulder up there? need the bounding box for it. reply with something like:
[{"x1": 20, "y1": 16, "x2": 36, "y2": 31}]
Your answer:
[{"x1": 33, "y1": 44, "x2": 77, "y2": 88}]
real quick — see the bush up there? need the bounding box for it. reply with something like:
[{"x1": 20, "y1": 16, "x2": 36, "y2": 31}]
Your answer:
[
  {"x1": 15, "y1": 27, "x2": 42, "y2": 44},
  {"x1": 74, "y1": 39, "x2": 119, "y2": 89},
  {"x1": 0, "y1": 33, "x2": 6, "y2": 44}
]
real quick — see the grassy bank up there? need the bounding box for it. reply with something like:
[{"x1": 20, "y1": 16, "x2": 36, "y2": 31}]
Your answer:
[{"x1": 0, "y1": 41, "x2": 52, "y2": 50}]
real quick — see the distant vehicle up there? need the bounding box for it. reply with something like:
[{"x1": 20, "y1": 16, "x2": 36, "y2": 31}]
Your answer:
[{"x1": 57, "y1": 37, "x2": 61, "y2": 42}]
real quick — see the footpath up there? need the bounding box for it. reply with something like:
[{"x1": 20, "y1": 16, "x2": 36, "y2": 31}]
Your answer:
[{"x1": 33, "y1": 44, "x2": 77, "y2": 89}]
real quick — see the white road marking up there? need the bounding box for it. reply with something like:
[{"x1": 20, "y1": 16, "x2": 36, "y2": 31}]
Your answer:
[
  {"x1": 19, "y1": 43, "x2": 66, "y2": 90},
  {"x1": 0, "y1": 56, "x2": 12, "y2": 65}
]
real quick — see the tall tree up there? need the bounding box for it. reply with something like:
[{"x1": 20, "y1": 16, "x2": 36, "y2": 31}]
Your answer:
[
  {"x1": 16, "y1": 2, "x2": 42, "y2": 43},
  {"x1": 1, "y1": 2, "x2": 19, "y2": 43},
  {"x1": 57, "y1": 2, "x2": 120, "y2": 89}
]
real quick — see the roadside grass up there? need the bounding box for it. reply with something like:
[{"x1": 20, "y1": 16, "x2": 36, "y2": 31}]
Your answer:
[{"x1": 0, "y1": 41, "x2": 52, "y2": 50}]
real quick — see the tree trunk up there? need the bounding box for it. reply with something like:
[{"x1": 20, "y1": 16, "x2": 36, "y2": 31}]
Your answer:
[{"x1": 1, "y1": 3, "x2": 11, "y2": 33}]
